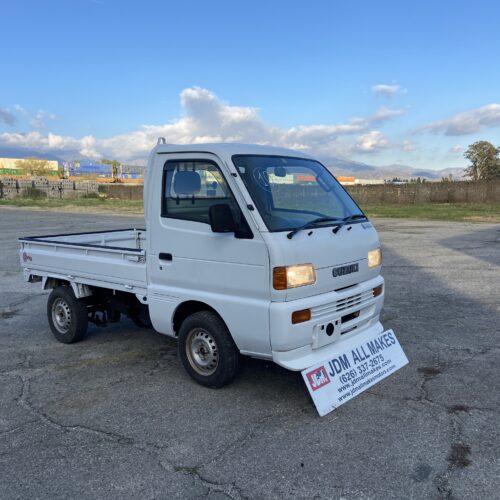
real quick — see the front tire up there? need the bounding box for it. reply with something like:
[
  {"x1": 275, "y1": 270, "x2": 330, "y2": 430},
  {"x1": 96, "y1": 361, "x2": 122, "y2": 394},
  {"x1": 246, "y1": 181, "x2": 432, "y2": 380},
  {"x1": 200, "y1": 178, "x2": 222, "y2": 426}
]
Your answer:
[
  {"x1": 47, "y1": 286, "x2": 88, "y2": 344},
  {"x1": 178, "y1": 311, "x2": 239, "y2": 388}
]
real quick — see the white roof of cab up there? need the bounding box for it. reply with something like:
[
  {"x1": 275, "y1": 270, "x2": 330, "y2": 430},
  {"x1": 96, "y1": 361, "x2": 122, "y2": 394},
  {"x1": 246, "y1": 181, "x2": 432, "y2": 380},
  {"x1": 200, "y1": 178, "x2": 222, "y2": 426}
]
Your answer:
[{"x1": 152, "y1": 142, "x2": 314, "y2": 161}]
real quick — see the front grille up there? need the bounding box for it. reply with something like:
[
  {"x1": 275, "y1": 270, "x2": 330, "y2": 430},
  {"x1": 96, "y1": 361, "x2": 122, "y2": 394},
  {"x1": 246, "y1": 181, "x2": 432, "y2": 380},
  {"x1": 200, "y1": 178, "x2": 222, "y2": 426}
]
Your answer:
[{"x1": 311, "y1": 289, "x2": 375, "y2": 320}]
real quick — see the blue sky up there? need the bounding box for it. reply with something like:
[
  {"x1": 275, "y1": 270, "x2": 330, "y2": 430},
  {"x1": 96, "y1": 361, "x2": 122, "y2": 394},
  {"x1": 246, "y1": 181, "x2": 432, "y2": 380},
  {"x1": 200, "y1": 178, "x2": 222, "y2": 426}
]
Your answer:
[{"x1": 1, "y1": 0, "x2": 499, "y2": 169}]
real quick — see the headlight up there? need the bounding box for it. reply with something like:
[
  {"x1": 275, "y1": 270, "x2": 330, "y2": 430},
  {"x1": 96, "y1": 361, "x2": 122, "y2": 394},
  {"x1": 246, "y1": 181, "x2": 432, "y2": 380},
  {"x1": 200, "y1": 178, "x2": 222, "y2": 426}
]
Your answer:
[
  {"x1": 273, "y1": 264, "x2": 316, "y2": 290},
  {"x1": 368, "y1": 248, "x2": 382, "y2": 268}
]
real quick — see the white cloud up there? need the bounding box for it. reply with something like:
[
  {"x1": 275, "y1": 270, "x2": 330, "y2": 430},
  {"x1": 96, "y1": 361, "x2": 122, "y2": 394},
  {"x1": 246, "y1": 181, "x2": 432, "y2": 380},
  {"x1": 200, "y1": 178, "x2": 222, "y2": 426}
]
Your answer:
[
  {"x1": 369, "y1": 106, "x2": 404, "y2": 122},
  {"x1": 14, "y1": 104, "x2": 27, "y2": 114},
  {"x1": 0, "y1": 130, "x2": 99, "y2": 156},
  {"x1": 355, "y1": 131, "x2": 390, "y2": 153},
  {"x1": 372, "y1": 84, "x2": 405, "y2": 97},
  {"x1": 0, "y1": 87, "x2": 404, "y2": 162},
  {"x1": 0, "y1": 108, "x2": 16, "y2": 126},
  {"x1": 401, "y1": 140, "x2": 416, "y2": 152},
  {"x1": 30, "y1": 110, "x2": 57, "y2": 129},
  {"x1": 449, "y1": 144, "x2": 464, "y2": 153},
  {"x1": 420, "y1": 104, "x2": 500, "y2": 135}
]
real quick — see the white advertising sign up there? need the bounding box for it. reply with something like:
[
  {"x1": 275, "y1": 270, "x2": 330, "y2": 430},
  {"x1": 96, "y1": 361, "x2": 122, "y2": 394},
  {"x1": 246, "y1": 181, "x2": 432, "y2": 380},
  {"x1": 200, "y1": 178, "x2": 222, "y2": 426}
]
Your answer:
[{"x1": 302, "y1": 329, "x2": 408, "y2": 416}]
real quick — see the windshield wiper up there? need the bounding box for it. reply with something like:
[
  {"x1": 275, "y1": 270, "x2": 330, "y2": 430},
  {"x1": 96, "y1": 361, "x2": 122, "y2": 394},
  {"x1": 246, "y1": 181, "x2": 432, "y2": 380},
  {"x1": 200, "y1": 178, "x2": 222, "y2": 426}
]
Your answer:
[
  {"x1": 331, "y1": 214, "x2": 367, "y2": 234},
  {"x1": 286, "y1": 217, "x2": 342, "y2": 239},
  {"x1": 286, "y1": 214, "x2": 368, "y2": 239}
]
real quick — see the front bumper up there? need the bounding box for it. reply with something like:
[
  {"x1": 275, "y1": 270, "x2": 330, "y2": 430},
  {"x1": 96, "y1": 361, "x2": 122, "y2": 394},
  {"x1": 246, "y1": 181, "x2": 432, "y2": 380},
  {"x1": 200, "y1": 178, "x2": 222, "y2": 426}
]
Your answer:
[
  {"x1": 272, "y1": 320, "x2": 384, "y2": 371},
  {"x1": 269, "y1": 275, "x2": 384, "y2": 371}
]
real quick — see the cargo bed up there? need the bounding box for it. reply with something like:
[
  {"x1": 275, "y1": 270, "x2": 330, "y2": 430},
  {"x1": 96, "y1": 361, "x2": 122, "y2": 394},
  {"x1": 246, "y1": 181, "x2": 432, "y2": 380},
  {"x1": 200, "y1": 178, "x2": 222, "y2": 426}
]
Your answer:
[{"x1": 19, "y1": 228, "x2": 147, "y2": 295}]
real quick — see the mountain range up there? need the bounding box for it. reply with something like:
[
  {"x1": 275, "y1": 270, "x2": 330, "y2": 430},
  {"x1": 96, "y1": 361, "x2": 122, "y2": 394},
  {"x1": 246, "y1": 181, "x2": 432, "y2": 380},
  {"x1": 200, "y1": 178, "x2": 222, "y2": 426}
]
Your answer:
[
  {"x1": 0, "y1": 146, "x2": 65, "y2": 162},
  {"x1": 0, "y1": 145, "x2": 466, "y2": 181},
  {"x1": 326, "y1": 157, "x2": 466, "y2": 181}
]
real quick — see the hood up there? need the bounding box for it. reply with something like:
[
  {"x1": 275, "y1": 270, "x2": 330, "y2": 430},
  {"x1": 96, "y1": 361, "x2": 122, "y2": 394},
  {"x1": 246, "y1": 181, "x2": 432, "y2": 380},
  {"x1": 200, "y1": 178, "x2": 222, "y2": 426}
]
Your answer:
[{"x1": 264, "y1": 221, "x2": 381, "y2": 301}]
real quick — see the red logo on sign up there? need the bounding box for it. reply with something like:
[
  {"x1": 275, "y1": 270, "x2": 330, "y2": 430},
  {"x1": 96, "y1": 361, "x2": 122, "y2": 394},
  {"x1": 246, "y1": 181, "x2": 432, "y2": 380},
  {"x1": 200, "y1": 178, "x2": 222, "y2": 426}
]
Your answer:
[
  {"x1": 22, "y1": 252, "x2": 32, "y2": 262},
  {"x1": 306, "y1": 366, "x2": 331, "y2": 391}
]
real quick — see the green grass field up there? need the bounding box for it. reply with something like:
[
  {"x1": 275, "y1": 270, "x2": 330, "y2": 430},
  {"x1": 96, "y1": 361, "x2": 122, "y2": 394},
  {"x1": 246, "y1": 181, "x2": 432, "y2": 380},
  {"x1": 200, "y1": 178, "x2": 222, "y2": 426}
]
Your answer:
[
  {"x1": 0, "y1": 197, "x2": 499, "y2": 222},
  {"x1": 362, "y1": 203, "x2": 500, "y2": 222},
  {"x1": 0, "y1": 197, "x2": 144, "y2": 214}
]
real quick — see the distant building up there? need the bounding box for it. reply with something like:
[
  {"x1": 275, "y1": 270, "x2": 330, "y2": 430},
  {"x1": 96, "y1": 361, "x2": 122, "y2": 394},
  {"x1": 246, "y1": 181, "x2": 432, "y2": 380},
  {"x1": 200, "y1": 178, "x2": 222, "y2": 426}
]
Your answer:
[
  {"x1": 65, "y1": 162, "x2": 147, "y2": 179},
  {"x1": 73, "y1": 163, "x2": 113, "y2": 177},
  {"x1": 120, "y1": 164, "x2": 147, "y2": 179},
  {"x1": 333, "y1": 176, "x2": 385, "y2": 186},
  {"x1": 0, "y1": 157, "x2": 59, "y2": 175},
  {"x1": 337, "y1": 176, "x2": 356, "y2": 185}
]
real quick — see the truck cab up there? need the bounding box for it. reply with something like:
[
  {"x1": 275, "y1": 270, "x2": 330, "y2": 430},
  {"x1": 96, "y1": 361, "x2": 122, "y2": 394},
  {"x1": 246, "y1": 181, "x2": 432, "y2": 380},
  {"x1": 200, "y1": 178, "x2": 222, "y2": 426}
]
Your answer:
[
  {"x1": 144, "y1": 142, "x2": 384, "y2": 385},
  {"x1": 20, "y1": 142, "x2": 384, "y2": 388}
]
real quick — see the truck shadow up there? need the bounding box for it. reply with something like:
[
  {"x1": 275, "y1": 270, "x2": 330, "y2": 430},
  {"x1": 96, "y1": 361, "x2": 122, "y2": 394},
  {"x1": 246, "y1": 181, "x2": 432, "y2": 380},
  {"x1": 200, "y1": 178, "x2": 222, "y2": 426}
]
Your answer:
[
  {"x1": 438, "y1": 225, "x2": 500, "y2": 267},
  {"x1": 83, "y1": 316, "x2": 305, "y2": 390}
]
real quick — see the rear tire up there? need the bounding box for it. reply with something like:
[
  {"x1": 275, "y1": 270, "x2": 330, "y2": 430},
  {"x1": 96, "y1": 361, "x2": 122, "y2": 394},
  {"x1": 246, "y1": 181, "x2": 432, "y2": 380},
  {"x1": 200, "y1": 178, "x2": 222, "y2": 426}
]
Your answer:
[
  {"x1": 47, "y1": 286, "x2": 88, "y2": 344},
  {"x1": 178, "y1": 311, "x2": 239, "y2": 388}
]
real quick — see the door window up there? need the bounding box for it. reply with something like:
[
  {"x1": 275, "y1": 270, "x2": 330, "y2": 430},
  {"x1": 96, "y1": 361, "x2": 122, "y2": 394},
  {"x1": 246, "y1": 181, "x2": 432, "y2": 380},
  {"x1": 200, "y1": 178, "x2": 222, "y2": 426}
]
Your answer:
[{"x1": 161, "y1": 159, "x2": 252, "y2": 238}]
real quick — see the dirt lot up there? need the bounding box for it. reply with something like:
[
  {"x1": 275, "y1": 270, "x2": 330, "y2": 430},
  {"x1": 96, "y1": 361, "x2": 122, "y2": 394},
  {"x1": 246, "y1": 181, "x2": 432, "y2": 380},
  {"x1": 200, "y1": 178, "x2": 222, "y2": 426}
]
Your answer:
[{"x1": 1, "y1": 208, "x2": 499, "y2": 499}]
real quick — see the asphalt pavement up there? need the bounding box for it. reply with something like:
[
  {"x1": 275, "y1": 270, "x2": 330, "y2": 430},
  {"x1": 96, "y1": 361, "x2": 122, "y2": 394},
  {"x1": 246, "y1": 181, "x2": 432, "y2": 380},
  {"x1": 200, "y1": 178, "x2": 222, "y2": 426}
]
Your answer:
[{"x1": 0, "y1": 207, "x2": 499, "y2": 499}]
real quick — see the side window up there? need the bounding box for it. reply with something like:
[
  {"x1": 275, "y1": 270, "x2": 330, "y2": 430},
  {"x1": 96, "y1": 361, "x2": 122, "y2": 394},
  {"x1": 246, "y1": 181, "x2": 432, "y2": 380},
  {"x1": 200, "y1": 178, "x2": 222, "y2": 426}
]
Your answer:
[{"x1": 162, "y1": 160, "x2": 236, "y2": 224}]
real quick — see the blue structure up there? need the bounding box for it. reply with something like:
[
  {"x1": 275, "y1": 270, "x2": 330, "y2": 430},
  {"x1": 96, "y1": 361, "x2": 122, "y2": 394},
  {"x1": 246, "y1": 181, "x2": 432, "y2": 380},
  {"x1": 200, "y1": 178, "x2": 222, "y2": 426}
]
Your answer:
[{"x1": 64, "y1": 162, "x2": 146, "y2": 179}]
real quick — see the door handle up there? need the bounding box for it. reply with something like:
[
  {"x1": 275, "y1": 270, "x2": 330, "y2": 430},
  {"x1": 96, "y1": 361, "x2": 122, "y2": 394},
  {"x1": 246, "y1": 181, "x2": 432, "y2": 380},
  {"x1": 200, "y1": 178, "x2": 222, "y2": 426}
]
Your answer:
[{"x1": 159, "y1": 252, "x2": 173, "y2": 261}]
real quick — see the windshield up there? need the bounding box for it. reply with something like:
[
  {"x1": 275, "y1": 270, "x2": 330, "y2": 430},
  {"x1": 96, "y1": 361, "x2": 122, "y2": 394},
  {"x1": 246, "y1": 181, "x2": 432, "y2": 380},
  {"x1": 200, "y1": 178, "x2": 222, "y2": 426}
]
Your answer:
[{"x1": 232, "y1": 155, "x2": 365, "y2": 232}]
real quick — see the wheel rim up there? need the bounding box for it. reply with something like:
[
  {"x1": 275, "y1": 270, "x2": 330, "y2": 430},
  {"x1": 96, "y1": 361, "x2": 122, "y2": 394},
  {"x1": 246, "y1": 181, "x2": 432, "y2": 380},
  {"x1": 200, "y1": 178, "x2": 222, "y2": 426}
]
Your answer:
[
  {"x1": 186, "y1": 328, "x2": 219, "y2": 376},
  {"x1": 51, "y1": 298, "x2": 71, "y2": 334}
]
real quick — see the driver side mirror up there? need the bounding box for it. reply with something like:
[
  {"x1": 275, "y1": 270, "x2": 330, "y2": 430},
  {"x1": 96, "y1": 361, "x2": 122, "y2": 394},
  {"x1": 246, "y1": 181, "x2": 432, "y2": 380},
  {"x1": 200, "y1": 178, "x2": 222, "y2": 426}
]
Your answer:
[{"x1": 209, "y1": 204, "x2": 236, "y2": 233}]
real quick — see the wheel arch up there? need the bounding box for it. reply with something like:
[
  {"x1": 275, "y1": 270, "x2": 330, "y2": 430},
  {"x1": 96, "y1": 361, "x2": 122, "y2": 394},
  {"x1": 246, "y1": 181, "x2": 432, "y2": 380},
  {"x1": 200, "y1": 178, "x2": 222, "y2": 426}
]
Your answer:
[
  {"x1": 41, "y1": 277, "x2": 92, "y2": 298},
  {"x1": 42, "y1": 277, "x2": 69, "y2": 290},
  {"x1": 172, "y1": 300, "x2": 227, "y2": 337}
]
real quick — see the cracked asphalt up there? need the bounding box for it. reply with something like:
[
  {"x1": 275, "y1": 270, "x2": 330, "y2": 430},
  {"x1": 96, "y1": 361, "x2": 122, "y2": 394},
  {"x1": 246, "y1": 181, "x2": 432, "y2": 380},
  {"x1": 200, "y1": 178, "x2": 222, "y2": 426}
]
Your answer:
[{"x1": 0, "y1": 208, "x2": 499, "y2": 499}]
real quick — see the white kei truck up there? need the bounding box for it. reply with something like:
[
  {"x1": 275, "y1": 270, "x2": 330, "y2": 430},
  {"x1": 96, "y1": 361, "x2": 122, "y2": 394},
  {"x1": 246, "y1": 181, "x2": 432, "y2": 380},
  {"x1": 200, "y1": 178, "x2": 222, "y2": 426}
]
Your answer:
[{"x1": 19, "y1": 142, "x2": 388, "y2": 390}]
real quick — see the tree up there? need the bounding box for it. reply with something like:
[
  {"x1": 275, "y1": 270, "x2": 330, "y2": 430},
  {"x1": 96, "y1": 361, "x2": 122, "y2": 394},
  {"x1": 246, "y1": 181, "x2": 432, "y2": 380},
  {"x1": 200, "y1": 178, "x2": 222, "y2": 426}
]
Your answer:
[
  {"x1": 101, "y1": 159, "x2": 120, "y2": 180},
  {"x1": 15, "y1": 158, "x2": 56, "y2": 176},
  {"x1": 463, "y1": 141, "x2": 500, "y2": 180}
]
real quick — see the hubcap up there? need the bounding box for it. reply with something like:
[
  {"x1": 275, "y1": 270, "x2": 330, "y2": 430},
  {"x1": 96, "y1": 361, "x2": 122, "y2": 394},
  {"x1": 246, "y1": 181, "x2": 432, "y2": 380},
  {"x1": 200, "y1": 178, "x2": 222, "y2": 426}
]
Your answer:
[
  {"x1": 51, "y1": 298, "x2": 71, "y2": 334},
  {"x1": 186, "y1": 328, "x2": 219, "y2": 376}
]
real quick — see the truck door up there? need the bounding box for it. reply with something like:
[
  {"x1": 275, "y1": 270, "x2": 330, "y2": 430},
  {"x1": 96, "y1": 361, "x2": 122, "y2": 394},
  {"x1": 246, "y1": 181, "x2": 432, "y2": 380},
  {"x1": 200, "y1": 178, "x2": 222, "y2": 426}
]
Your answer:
[{"x1": 147, "y1": 153, "x2": 271, "y2": 356}]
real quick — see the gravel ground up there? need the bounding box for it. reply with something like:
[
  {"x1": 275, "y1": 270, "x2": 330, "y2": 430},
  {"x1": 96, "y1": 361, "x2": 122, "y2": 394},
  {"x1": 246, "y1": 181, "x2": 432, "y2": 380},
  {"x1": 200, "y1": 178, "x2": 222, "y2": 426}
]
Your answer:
[{"x1": 0, "y1": 208, "x2": 499, "y2": 499}]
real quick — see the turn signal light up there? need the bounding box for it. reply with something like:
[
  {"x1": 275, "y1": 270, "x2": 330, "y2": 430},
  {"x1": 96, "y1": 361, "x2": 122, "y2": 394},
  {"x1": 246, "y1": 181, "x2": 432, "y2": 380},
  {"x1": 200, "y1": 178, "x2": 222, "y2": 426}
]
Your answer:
[
  {"x1": 373, "y1": 284, "x2": 383, "y2": 297},
  {"x1": 273, "y1": 267, "x2": 288, "y2": 290},
  {"x1": 292, "y1": 309, "x2": 311, "y2": 324}
]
